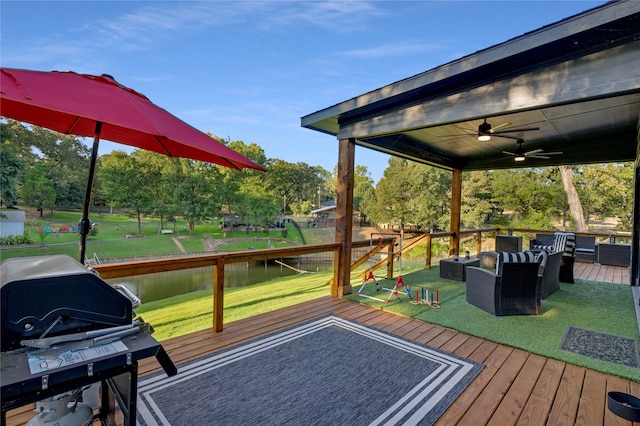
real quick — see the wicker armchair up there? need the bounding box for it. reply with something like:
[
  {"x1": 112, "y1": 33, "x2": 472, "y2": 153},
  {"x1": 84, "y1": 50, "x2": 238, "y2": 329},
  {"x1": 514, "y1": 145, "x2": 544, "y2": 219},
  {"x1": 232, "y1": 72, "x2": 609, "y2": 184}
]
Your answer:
[
  {"x1": 554, "y1": 232, "x2": 576, "y2": 283},
  {"x1": 537, "y1": 250, "x2": 562, "y2": 299},
  {"x1": 530, "y1": 232, "x2": 576, "y2": 284},
  {"x1": 466, "y1": 262, "x2": 542, "y2": 316}
]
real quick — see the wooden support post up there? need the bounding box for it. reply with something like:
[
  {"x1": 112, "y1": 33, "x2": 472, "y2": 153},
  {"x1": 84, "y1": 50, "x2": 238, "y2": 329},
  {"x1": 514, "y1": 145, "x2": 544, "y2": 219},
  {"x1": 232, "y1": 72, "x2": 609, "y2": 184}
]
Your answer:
[
  {"x1": 386, "y1": 242, "x2": 394, "y2": 279},
  {"x1": 476, "y1": 231, "x2": 482, "y2": 255},
  {"x1": 450, "y1": 169, "x2": 462, "y2": 256},
  {"x1": 213, "y1": 258, "x2": 224, "y2": 332},
  {"x1": 425, "y1": 233, "x2": 432, "y2": 269},
  {"x1": 335, "y1": 138, "x2": 355, "y2": 296}
]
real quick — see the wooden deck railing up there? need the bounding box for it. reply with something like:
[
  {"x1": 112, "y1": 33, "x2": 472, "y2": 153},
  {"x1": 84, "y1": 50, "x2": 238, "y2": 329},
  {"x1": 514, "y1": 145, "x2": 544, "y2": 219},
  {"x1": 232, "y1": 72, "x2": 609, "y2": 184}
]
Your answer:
[
  {"x1": 92, "y1": 227, "x2": 632, "y2": 332},
  {"x1": 94, "y1": 243, "x2": 341, "y2": 332}
]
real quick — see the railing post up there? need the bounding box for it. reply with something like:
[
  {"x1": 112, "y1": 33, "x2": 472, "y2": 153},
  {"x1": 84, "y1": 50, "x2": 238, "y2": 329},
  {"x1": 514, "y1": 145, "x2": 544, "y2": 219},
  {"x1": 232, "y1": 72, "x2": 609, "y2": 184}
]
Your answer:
[
  {"x1": 213, "y1": 258, "x2": 225, "y2": 332},
  {"x1": 476, "y1": 231, "x2": 482, "y2": 255},
  {"x1": 425, "y1": 234, "x2": 432, "y2": 269},
  {"x1": 331, "y1": 247, "x2": 340, "y2": 297}
]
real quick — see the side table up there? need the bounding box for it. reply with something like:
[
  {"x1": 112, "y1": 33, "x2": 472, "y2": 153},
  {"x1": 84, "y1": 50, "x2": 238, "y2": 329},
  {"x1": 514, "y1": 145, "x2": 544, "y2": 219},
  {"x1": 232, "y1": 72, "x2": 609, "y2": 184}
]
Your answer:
[
  {"x1": 596, "y1": 243, "x2": 631, "y2": 266},
  {"x1": 440, "y1": 257, "x2": 480, "y2": 281}
]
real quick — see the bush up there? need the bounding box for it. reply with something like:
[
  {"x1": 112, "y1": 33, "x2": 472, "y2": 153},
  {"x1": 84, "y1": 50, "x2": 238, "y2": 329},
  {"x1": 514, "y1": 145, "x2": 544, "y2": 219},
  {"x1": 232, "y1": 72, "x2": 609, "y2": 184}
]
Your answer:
[
  {"x1": 281, "y1": 228, "x2": 288, "y2": 239},
  {"x1": 0, "y1": 234, "x2": 34, "y2": 245}
]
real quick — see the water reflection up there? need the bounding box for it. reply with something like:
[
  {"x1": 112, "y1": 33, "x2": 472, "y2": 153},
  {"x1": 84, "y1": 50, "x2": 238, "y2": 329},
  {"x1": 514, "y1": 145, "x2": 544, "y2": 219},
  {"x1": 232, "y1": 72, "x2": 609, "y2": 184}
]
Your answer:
[{"x1": 107, "y1": 260, "x2": 333, "y2": 304}]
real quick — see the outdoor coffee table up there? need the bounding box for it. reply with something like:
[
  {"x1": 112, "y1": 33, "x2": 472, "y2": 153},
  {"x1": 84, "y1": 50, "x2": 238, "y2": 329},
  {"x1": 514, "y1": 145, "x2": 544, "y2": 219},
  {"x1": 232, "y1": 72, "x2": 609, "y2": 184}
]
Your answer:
[{"x1": 439, "y1": 257, "x2": 480, "y2": 281}]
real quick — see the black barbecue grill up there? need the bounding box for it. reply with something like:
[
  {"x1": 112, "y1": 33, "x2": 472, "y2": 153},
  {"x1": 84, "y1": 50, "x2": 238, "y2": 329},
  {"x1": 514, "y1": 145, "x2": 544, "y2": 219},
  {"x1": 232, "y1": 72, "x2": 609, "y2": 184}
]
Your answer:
[
  {"x1": 1, "y1": 255, "x2": 176, "y2": 425},
  {"x1": 1, "y1": 255, "x2": 136, "y2": 352}
]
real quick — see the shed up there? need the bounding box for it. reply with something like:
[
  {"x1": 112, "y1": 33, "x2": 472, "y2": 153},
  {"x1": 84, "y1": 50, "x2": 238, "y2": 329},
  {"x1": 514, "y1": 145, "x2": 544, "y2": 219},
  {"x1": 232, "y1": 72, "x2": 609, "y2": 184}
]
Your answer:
[{"x1": 0, "y1": 210, "x2": 26, "y2": 239}]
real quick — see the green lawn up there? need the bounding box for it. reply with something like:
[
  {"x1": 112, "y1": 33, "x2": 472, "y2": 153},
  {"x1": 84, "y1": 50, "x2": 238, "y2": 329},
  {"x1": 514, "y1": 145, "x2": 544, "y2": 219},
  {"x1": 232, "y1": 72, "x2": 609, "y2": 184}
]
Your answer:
[
  {"x1": 346, "y1": 267, "x2": 640, "y2": 382},
  {"x1": 136, "y1": 271, "x2": 334, "y2": 341},
  {"x1": 0, "y1": 209, "x2": 301, "y2": 261}
]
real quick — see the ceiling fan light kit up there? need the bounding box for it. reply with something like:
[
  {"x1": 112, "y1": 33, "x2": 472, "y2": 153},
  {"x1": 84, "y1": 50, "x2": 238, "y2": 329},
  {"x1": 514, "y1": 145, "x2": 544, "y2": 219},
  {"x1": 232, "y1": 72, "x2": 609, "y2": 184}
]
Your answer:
[
  {"x1": 477, "y1": 120, "x2": 492, "y2": 141},
  {"x1": 502, "y1": 139, "x2": 563, "y2": 162}
]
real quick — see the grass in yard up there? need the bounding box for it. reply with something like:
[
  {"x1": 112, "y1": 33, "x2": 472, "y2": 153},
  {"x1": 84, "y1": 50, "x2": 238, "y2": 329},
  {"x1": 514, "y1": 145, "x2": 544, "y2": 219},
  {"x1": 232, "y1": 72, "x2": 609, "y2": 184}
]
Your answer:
[
  {"x1": 345, "y1": 266, "x2": 640, "y2": 381},
  {"x1": 135, "y1": 271, "x2": 334, "y2": 341},
  {"x1": 1, "y1": 209, "x2": 302, "y2": 261}
]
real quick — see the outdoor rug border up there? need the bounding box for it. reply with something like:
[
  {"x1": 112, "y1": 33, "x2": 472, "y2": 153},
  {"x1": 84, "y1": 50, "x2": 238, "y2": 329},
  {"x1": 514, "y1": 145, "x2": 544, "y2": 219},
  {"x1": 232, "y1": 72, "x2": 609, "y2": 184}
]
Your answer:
[
  {"x1": 560, "y1": 326, "x2": 640, "y2": 368},
  {"x1": 137, "y1": 315, "x2": 484, "y2": 425}
]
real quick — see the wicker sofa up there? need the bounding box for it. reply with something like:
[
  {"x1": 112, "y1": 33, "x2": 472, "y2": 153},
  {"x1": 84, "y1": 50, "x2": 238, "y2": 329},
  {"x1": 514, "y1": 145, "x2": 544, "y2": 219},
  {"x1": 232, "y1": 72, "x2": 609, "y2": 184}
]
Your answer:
[{"x1": 466, "y1": 251, "x2": 542, "y2": 316}]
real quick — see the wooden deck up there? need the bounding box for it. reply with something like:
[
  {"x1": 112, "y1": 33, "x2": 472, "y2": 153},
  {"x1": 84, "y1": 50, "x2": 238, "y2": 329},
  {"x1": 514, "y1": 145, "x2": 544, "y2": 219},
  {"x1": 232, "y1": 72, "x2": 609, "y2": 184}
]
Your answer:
[
  {"x1": 574, "y1": 261, "x2": 630, "y2": 285},
  {"x1": 6, "y1": 263, "x2": 637, "y2": 425}
]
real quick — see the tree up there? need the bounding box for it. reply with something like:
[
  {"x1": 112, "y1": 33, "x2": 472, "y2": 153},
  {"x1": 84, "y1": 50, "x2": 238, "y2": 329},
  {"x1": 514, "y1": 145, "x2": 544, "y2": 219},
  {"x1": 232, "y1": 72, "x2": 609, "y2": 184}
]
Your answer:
[
  {"x1": 236, "y1": 175, "x2": 280, "y2": 230},
  {"x1": 21, "y1": 163, "x2": 55, "y2": 216},
  {"x1": 99, "y1": 151, "x2": 156, "y2": 232},
  {"x1": 168, "y1": 158, "x2": 224, "y2": 235},
  {"x1": 215, "y1": 139, "x2": 267, "y2": 223},
  {"x1": 327, "y1": 164, "x2": 375, "y2": 220},
  {"x1": 265, "y1": 159, "x2": 328, "y2": 214},
  {"x1": 369, "y1": 158, "x2": 451, "y2": 230},
  {"x1": 1, "y1": 121, "x2": 91, "y2": 210},
  {"x1": 490, "y1": 167, "x2": 565, "y2": 229},
  {"x1": 0, "y1": 142, "x2": 26, "y2": 207},
  {"x1": 461, "y1": 171, "x2": 494, "y2": 229},
  {"x1": 559, "y1": 165, "x2": 586, "y2": 232},
  {"x1": 577, "y1": 163, "x2": 633, "y2": 230},
  {"x1": 27, "y1": 127, "x2": 90, "y2": 209},
  {"x1": 369, "y1": 158, "x2": 413, "y2": 228}
]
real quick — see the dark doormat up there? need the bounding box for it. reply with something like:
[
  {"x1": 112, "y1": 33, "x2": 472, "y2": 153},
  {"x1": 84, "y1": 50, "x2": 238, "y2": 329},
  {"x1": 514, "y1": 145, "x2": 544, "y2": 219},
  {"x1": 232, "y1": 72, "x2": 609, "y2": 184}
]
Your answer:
[
  {"x1": 137, "y1": 316, "x2": 484, "y2": 425},
  {"x1": 560, "y1": 326, "x2": 640, "y2": 368}
]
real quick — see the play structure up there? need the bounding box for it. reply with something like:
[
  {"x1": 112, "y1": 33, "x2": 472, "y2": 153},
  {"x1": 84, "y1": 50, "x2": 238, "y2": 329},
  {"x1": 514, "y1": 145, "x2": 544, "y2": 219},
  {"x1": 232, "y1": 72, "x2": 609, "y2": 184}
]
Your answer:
[{"x1": 356, "y1": 233, "x2": 412, "y2": 303}]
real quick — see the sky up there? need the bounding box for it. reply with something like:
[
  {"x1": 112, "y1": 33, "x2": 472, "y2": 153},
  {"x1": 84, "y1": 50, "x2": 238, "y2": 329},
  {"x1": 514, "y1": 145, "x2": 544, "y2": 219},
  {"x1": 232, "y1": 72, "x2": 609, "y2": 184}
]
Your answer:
[{"x1": 1, "y1": 0, "x2": 607, "y2": 183}]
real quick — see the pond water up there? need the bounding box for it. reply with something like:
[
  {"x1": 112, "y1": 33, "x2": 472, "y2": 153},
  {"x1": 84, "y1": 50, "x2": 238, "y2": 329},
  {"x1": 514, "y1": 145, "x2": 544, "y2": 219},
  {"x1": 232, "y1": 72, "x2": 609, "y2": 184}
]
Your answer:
[{"x1": 107, "y1": 260, "x2": 334, "y2": 304}]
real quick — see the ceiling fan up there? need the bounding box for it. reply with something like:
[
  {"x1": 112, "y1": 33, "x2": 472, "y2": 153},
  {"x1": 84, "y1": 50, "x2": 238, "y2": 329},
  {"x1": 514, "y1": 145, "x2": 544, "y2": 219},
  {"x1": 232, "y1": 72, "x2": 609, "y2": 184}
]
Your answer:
[
  {"x1": 502, "y1": 139, "x2": 563, "y2": 162},
  {"x1": 439, "y1": 118, "x2": 540, "y2": 143},
  {"x1": 477, "y1": 119, "x2": 540, "y2": 141}
]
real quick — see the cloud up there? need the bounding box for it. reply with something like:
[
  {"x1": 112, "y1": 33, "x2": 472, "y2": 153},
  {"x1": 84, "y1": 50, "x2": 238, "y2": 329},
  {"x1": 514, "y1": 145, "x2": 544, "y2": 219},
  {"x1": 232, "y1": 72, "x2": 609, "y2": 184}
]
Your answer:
[
  {"x1": 257, "y1": 1, "x2": 386, "y2": 32},
  {"x1": 337, "y1": 41, "x2": 442, "y2": 59}
]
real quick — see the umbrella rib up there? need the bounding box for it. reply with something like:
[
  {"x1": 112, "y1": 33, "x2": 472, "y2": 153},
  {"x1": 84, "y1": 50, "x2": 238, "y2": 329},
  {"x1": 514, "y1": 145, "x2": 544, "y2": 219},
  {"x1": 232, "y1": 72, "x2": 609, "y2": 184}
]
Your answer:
[
  {"x1": 154, "y1": 136, "x2": 174, "y2": 157},
  {"x1": 66, "y1": 116, "x2": 81, "y2": 134}
]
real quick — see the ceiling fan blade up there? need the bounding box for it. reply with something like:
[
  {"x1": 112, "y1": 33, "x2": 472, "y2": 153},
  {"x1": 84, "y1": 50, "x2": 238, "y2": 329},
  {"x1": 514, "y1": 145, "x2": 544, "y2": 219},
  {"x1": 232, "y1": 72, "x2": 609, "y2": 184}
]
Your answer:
[
  {"x1": 542, "y1": 151, "x2": 563, "y2": 155},
  {"x1": 501, "y1": 151, "x2": 517, "y2": 156},
  {"x1": 524, "y1": 149, "x2": 544, "y2": 156},
  {"x1": 493, "y1": 127, "x2": 540, "y2": 134},
  {"x1": 528, "y1": 155, "x2": 550, "y2": 159},
  {"x1": 491, "y1": 122, "x2": 511, "y2": 132},
  {"x1": 491, "y1": 133, "x2": 521, "y2": 140}
]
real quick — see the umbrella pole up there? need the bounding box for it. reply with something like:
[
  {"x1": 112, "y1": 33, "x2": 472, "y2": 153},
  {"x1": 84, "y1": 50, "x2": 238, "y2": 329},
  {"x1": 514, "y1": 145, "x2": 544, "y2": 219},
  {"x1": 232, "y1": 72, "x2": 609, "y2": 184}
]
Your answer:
[{"x1": 79, "y1": 122, "x2": 102, "y2": 264}]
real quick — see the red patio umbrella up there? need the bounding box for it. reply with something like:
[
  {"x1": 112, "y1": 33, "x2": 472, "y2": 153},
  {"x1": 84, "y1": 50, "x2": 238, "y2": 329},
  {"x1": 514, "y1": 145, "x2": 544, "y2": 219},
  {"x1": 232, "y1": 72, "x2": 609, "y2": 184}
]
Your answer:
[{"x1": 0, "y1": 67, "x2": 266, "y2": 263}]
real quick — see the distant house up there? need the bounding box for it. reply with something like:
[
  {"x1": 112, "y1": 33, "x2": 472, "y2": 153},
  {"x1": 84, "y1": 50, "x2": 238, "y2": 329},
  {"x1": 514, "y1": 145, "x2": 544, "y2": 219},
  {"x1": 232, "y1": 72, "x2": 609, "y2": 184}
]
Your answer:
[
  {"x1": 0, "y1": 210, "x2": 26, "y2": 238},
  {"x1": 310, "y1": 203, "x2": 360, "y2": 228}
]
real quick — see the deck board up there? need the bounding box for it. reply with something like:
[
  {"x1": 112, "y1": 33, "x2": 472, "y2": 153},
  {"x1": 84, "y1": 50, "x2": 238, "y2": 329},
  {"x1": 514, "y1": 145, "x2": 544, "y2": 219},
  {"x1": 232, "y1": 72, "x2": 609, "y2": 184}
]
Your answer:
[{"x1": 5, "y1": 263, "x2": 636, "y2": 426}]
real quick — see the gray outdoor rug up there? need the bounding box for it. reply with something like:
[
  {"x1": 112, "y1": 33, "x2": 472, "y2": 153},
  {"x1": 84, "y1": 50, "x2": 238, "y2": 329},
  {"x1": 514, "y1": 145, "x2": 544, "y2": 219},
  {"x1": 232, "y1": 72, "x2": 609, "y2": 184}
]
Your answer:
[
  {"x1": 560, "y1": 326, "x2": 640, "y2": 368},
  {"x1": 137, "y1": 316, "x2": 483, "y2": 425}
]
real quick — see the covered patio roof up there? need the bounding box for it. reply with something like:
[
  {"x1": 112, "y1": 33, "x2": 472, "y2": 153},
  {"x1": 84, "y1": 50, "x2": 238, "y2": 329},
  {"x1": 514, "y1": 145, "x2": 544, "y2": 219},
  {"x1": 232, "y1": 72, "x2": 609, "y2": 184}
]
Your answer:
[
  {"x1": 301, "y1": 0, "x2": 640, "y2": 293},
  {"x1": 301, "y1": 0, "x2": 640, "y2": 171}
]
